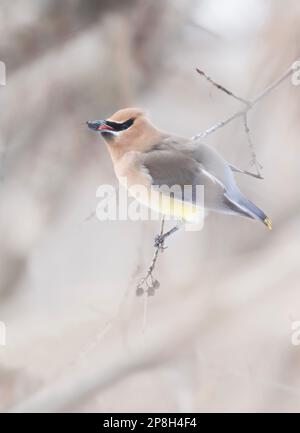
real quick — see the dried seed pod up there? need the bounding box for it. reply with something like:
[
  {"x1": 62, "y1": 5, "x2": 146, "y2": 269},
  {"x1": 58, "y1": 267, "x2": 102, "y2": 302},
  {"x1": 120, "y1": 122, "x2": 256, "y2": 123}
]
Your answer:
[
  {"x1": 153, "y1": 280, "x2": 160, "y2": 289},
  {"x1": 136, "y1": 286, "x2": 144, "y2": 296},
  {"x1": 147, "y1": 286, "x2": 155, "y2": 296}
]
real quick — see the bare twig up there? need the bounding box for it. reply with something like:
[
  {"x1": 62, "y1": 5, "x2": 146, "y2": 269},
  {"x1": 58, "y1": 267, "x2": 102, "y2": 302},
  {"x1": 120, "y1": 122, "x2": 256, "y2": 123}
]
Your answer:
[
  {"x1": 196, "y1": 68, "x2": 250, "y2": 106},
  {"x1": 136, "y1": 217, "x2": 164, "y2": 297},
  {"x1": 193, "y1": 61, "x2": 300, "y2": 176},
  {"x1": 242, "y1": 113, "x2": 263, "y2": 177}
]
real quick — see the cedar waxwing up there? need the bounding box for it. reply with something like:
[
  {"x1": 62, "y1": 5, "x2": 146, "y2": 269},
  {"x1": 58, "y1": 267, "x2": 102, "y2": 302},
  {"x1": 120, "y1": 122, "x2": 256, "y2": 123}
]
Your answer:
[{"x1": 87, "y1": 108, "x2": 272, "y2": 241}]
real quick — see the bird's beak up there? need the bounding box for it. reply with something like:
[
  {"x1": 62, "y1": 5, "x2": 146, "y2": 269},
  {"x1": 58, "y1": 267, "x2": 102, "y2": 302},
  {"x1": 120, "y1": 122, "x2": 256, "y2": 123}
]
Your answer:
[{"x1": 86, "y1": 120, "x2": 114, "y2": 132}]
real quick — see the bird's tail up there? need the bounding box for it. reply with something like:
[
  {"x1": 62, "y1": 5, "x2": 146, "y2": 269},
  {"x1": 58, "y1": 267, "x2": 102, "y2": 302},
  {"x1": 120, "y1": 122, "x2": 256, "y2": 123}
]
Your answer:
[{"x1": 234, "y1": 193, "x2": 272, "y2": 230}]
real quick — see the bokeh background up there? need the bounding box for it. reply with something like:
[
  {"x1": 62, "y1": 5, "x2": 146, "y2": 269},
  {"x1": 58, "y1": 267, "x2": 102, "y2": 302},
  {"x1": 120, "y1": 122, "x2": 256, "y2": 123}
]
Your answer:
[{"x1": 0, "y1": 0, "x2": 300, "y2": 412}]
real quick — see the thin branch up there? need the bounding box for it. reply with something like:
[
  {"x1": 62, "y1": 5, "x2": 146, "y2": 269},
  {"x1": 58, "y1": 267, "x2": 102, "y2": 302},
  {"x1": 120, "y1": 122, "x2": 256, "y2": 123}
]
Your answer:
[
  {"x1": 243, "y1": 113, "x2": 263, "y2": 177},
  {"x1": 194, "y1": 111, "x2": 245, "y2": 140},
  {"x1": 193, "y1": 61, "x2": 299, "y2": 141},
  {"x1": 196, "y1": 68, "x2": 250, "y2": 106},
  {"x1": 193, "y1": 60, "x2": 300, "y2": 175},
  {"x1": 136, "y1": 217, "x2": 164, "y2": 297},
  {"x1": 251, "y1": 64, "x2": 297, "y2": 105},
  {"x1": 229, "y1": 164, "x2": 263, "y2": 180}
]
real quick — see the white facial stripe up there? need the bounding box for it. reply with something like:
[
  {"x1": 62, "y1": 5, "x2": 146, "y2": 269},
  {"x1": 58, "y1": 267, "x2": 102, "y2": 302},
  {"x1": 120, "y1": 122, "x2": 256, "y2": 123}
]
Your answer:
[{"x1": 99, "y1": 130, "x2": 121, "y2": 137}]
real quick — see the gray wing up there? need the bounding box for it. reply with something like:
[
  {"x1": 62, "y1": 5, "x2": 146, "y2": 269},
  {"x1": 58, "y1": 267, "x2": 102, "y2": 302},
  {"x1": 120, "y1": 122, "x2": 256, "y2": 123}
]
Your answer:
[
  {"x1": 141, "y1": 148, "x2": 235, "y2": 213},
  {"x1": 141, "y1": 137, "x2": 253, "y2": 217},
  {"x1": 147, "y1": 137, "x2": 236, "y2": 190},
  {"x1": 185, "y1": 141, "x2": 237, "y2": 191},
  {"x1": 149, "y1": 137, "x2": 260, "y2": 186}
]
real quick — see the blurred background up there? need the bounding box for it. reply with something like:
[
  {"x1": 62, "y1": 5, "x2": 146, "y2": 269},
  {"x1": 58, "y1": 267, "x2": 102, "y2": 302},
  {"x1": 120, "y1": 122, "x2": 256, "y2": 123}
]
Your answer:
[{"x1": 0, "y1": 0, "x2": 300, "y2": 412}]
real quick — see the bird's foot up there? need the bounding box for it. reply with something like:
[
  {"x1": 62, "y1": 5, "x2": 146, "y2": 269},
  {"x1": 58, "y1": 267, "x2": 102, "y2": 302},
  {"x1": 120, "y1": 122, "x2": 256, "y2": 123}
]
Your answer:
[
  {"x1": 154, "y1": 225, "x2": 179, "y2": 249},
  {"x1": 154, "y1": 234, "x2": 167, "y2": 250}
]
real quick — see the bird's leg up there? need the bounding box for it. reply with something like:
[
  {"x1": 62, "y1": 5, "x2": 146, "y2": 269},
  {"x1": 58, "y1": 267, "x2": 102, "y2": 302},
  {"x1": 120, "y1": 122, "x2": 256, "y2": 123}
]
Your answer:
[{"x1": 154, "y1": 224, "x2": 180, "y2": 248}]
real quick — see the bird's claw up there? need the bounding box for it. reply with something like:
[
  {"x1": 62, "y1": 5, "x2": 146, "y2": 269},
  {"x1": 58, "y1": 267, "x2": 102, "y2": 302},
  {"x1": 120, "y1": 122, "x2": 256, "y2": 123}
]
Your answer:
[{"x1": 154, "y1": 234, "x2": 167, "y2": 249}]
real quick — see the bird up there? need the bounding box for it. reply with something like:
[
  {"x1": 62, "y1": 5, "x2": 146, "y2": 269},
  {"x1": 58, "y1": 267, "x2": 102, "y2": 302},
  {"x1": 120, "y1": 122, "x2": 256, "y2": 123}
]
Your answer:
[{"x1": 87, "y1": 107, "x2": 272, "y2": 245}]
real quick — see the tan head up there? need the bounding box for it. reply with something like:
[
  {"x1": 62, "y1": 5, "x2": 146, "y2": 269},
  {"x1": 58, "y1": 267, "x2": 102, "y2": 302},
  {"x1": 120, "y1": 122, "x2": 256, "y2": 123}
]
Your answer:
[{"x1": 87, "y1": 108, "x2": 161, "y2": 160}]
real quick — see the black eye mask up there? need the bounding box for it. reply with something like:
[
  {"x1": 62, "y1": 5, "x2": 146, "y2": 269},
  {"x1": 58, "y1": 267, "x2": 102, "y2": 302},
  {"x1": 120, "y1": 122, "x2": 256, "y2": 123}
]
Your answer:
[{"x1": 105, "y1": 118, "x2": 135, "y2": 131}]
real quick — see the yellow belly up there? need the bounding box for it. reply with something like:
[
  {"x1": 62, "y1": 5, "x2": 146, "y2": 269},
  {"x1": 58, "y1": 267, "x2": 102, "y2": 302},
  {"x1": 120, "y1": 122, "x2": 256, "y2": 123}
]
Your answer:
[{"x1": 129, "y1": 186, "x2": 200, "y2": 222}]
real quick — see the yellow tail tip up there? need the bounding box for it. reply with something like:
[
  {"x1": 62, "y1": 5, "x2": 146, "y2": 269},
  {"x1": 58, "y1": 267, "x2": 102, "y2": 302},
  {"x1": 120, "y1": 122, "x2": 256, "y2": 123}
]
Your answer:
[{"x1": 264, "y1": 217, "x2": 273, "y2": 230}]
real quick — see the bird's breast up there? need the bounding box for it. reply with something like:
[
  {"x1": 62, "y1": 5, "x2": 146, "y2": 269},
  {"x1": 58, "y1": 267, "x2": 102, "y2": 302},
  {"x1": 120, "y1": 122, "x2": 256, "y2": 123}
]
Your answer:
[{"x1": 114, "y1": 153, "x2": 199, "y2": 222}]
